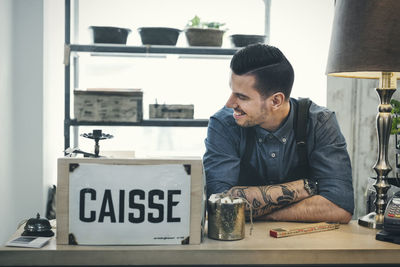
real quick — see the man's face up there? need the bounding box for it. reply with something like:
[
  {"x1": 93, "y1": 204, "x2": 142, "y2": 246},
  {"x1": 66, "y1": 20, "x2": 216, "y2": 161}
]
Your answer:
[{"x1": 226, "y1": 72, "x2": 272, "y2": 128}]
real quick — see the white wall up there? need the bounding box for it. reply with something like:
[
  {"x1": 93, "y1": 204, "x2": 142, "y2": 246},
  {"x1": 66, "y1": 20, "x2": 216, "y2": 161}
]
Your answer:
[
  {"x1": 0, "y1": 0, "x2": 15, "y2": 244},
  {"x1": 43, "y1": 0, "x2": 64, "y2": 216},
  {"x1": 270, "y1": 0, "x2": 334, "y2": 106},
  {"x1": 0, "y1": 0, "x2": 44, "y2": 245}
]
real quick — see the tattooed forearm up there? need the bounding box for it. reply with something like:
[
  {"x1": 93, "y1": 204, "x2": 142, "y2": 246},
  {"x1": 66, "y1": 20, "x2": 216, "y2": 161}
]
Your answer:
[
  {"x1": 228, "y1": 179, "x2": 311, "y2": 218},
  {"x1": 230, "y1": 187, "x2": 248, "y2": 200},
  {"x1": 260, "y1": 185, "x2": 297, "y2": 205},
  {"x1": 251, "y1": 185, "x2": 297, "y2": 217}
]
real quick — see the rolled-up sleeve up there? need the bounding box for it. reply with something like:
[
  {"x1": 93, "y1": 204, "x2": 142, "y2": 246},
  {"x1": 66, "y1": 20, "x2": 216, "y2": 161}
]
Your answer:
[
  {"x1": 310, "y1": 112, "x2": 354, "y2": 214},
  {"x1": 203, "y1": 114, "x2": 241, "y2": 198}
]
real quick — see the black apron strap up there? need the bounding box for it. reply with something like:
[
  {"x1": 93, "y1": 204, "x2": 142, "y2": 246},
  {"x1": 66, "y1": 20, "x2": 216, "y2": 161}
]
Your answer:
[
  {"x1": 238, "y1": 127, "x2": 266, "y2": 186},
  {"x1": 293, "y1": 98, "x2": 312, "y2": 178}
]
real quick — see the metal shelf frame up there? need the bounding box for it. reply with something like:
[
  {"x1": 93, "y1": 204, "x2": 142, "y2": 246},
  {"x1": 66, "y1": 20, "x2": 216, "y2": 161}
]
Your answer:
[
  {"x1": 64, "y1": 0, "x2": 270, "y2": 150},
  {"x1": 63, "y1": 0, "x2": 236, "y2": 150},
  {"x1": 68, "y1": 44, "x2": 239, "y2": 56},
  {"x1": 69, "y1": 119, "x2": 209, "y2": 127}
]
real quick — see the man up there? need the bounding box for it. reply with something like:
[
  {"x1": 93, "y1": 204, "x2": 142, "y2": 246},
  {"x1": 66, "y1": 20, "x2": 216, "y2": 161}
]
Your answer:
[{"x1": 203, "y1": 44, "x2": 353, "y2": 223}]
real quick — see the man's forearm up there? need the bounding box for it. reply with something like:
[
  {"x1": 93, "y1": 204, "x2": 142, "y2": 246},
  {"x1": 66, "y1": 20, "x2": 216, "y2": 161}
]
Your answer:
[
  {"x1": 228, "y1": 179, "x2": 311, "y2": 218},
  {"x1": 260, "y1": 195, "x2": 352, "y2": 224}
]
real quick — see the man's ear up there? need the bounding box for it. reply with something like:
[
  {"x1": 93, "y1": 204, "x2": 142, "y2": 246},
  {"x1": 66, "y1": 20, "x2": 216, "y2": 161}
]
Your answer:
[{"x1": 271, "y1": 92, "x2": 285, "y2": 109}]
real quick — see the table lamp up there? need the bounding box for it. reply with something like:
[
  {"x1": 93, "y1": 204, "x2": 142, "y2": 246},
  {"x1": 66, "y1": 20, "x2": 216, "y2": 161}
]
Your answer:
[{"x1": 326, "y1": 0, "x2": 400, "y2": 228}]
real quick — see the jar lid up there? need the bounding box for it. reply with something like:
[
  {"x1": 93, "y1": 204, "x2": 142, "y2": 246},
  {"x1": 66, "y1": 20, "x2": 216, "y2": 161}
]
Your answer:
[{"x1": 208, "y1": 193, "x2": 244, "y2": 204}]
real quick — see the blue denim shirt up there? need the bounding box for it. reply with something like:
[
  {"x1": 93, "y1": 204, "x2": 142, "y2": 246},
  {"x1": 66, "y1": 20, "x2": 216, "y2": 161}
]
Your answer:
[{"x1": 203, "y1": 98, "x2": 354, "y2": 214}]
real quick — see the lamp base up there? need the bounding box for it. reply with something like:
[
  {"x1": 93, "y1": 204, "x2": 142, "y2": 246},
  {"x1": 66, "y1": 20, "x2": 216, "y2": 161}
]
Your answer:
[{"x1": 358, "y1": 212, "x2": 384, "y2": 229}]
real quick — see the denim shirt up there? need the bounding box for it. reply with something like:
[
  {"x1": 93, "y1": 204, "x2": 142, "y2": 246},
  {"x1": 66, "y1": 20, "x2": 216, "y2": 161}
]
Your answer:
[{"x1": 203, "y1": 98, "x2": 354, "y2": 214}]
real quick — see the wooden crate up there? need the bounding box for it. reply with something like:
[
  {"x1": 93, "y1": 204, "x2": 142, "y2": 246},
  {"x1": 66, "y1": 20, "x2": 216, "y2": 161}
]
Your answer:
[
  {"x1": 74, "y1": 88, "x2": 143, "y2": 122},
  {"x1": 56, "y1": 157, "x2": 205, "y2": 245}
]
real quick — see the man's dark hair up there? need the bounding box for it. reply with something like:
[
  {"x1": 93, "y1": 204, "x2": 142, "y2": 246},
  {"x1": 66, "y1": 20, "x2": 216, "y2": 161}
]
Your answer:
[{"x1": 230, "y1": 44, "x2": 294, "y2": 100}]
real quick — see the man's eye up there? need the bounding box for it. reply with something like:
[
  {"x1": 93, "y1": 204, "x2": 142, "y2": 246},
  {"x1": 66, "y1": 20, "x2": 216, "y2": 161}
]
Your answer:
[{"x1": 237, "y1": 95, "x2": 247, "y2": 100}]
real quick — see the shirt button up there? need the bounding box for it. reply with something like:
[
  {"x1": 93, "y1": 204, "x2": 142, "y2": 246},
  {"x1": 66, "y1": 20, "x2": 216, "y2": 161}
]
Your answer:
[
  {"x1": 271, "y1": 152, "x2": 276, "y2": 158},
  {"x1": 258, "y1": 138, "x2": 263, "y2": 143},
  {"x1": 268, "y1": 135, "x2": 273, "y2": 139},
  {"x1": 282, "y1": 137, "x2": 287, "y2": 143}
]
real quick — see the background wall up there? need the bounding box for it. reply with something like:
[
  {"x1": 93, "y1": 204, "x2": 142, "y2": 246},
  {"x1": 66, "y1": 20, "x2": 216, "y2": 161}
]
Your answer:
[
  {"x1": 0, "y1": 0, "x2": 44, "y2": 244},
  {"x1": 0, "y1": 0, "x2": 15, "y2": 245},
  {"x1": 43, "y1": 0, "x2": 64, "y2": 220},
  {"x1": 270, "y1": 0, "x2": 333, "y2": 105}
]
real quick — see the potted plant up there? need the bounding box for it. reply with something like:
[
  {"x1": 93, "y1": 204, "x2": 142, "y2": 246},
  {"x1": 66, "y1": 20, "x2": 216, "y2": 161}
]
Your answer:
[
  {"x1": 390, "y1": 99, "x2": 400, "y2": 186},
  {"x1": 391, "y1": 99, "x2": 400, "y2": 135},
  {"x1": 184, "y1": 16, "x2": 226, "y2": 47}
]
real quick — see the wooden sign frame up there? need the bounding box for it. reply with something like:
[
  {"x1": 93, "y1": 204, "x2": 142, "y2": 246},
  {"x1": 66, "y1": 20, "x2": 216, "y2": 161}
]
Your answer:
[{"x1": 56, "y1": 157, "x2": 205, "y2": 245}]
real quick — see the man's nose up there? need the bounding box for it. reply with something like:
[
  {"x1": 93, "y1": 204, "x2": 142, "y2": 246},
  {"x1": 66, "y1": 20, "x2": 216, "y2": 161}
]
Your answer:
[{"x1": 226, "y1": 94, "x2": 236, "y2": 108}]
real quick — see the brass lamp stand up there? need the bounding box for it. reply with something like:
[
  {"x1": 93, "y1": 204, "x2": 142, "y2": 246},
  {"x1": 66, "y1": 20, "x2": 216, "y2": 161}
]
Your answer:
[
  {"x1": 326, "y1": 0, "x2": 400, "y2": 229},
  {"x1": 358, "y1": 72, "x2": 397, "y2": 229}
]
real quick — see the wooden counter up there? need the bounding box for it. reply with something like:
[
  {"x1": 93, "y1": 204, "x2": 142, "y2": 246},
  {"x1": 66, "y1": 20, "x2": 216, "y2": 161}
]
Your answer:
[{"x1": 1, "y1": 220, "x2": 400, "y2": 266}]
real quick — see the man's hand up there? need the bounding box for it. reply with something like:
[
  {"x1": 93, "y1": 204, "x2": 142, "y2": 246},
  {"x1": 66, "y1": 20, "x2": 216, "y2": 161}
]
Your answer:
[{"x1": 228, "y1": 179, "x2": 312, "y2": 218}]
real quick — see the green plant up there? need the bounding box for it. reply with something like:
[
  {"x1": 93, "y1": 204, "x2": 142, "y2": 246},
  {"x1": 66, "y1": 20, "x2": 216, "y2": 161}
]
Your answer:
[
  {"x1": 391, "y1": 99, "x2": 400, "y2": 134},
  {"x1": 186, "y1": 15, "x2": 226, "y2": 29}
]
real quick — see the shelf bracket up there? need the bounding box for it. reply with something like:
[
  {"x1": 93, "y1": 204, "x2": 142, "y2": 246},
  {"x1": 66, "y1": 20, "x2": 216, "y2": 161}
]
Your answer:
[
  {"x1": 64, "y1": 44, "x2": 71, "y2": 66},
  {"x1": 145, "y1": 44, "x2": 151, "y2": 54}
]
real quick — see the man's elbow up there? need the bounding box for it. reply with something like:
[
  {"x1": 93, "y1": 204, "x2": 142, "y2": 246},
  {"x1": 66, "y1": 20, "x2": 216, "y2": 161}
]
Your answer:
[
  {"x1": 336, "y1": 210, "x2": 352, "y2": 224},
  {"x1": 319, "y1": 195, "x2": 353, "y2": 224}
]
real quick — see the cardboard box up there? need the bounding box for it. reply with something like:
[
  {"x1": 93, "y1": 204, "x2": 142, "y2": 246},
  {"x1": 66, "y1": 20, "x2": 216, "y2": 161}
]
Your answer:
[
  {"x1": 74, "y1": 88, "x2": 143, "y2": 122},
  {"x1": 56, "y1": 157, "x2": 205, "y2": 245},
  {"x1": 149, "y1": 104, "x2": 194, "y2": 119}
]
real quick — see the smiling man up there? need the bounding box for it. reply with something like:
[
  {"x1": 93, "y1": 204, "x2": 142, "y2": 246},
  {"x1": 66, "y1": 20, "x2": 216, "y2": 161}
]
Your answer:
[{"x1": 203, "y1": 44, "x2": 354, "y2": 223}]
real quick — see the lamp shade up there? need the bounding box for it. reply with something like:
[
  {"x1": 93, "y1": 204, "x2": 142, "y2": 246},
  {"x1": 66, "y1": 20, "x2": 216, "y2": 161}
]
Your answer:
[{"x1": 326, "y1": 0, "x2": 400, "y2": 79}]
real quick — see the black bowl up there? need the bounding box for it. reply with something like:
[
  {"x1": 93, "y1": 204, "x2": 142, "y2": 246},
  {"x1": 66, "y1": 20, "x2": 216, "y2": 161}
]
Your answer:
[
  {"x1": 89, "y1": 26, "x2": 131, "y2": 44},
  {"x1": 138, "y1": 27, "x2": 181, "y2": 46},
  {"x1": 230, "y1": 34, "x2": 267, "y2": 47}
]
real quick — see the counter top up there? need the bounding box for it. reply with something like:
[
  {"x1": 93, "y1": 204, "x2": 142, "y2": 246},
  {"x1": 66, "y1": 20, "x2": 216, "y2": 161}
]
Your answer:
[{"x1": 1, "y1": 220, "x2": 399, "y2": 266}]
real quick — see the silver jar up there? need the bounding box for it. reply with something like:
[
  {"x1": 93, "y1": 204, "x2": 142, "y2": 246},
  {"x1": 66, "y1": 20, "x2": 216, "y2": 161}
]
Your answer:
[{"x1": 207, "y1": 194, "x2": 245, "y2": 241}]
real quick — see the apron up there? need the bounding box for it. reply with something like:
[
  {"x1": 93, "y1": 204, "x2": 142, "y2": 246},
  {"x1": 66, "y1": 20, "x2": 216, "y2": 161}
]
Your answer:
[{"x1": 237, "y1": 98, "x2": 312, "y2": 186}]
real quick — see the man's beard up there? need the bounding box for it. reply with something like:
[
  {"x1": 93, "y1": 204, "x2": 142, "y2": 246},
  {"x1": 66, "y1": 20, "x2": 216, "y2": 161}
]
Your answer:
[
  {"x1": 233, "y1": 108, "x2": 267, "y2": 128},
  {"x1": 235, "y1": 118, "x2": 257, "y2": 128}
]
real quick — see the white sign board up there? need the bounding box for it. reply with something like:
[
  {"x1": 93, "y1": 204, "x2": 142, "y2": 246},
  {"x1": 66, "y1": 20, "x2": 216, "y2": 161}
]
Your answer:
[{"x1": 68, "y1": 163, "x2": 191, "y2": 245}]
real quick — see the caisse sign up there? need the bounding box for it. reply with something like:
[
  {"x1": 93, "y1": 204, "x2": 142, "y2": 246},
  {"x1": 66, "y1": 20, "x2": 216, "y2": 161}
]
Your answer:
[{"x1": 68, "y1": 163, "x2": 191, "y2": 245}]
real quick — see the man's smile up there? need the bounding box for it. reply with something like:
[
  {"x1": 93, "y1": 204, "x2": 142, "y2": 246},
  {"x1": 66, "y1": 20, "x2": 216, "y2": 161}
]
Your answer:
[{"x1": 233, "y1": 109, "x2": 246, "y2": 120}]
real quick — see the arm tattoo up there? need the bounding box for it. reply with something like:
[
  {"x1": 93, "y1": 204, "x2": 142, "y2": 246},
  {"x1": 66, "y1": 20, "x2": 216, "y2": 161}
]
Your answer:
[
  {"x1": 252, "y1": 198, "x2": 262, "y2": 209},
  {"x1": 230, "y1": 187, "x2": 247, "y2": 199},
  {"x1": 230, "y1": 183, "x2": 302, "y2": 218},
  {"x1": 255, "y1": 185, "x2": 298, "y2": 217},
  {"x1": 276, "y1": 185, "x2": 296, "y2": 205}
]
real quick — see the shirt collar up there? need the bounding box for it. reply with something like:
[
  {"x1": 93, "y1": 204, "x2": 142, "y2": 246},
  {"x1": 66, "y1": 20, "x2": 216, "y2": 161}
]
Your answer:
[{"x1": 255, "y1": 98, "x2": 294, "y2": 144}]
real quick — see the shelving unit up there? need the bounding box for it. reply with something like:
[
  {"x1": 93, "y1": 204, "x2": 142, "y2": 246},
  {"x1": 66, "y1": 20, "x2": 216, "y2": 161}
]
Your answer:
[
  {"x1": 68, "y1": 44, "x2": 239, "y2": 56},
  {"x1": 63, "y1": 0, "x2": 239, "y2": 150}
]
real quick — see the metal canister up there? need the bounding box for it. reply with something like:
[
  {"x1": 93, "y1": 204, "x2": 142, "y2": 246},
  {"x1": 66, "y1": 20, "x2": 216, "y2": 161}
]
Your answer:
[{"x1": 207, "y1": 194, "x2": 245, "y2": 241}]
